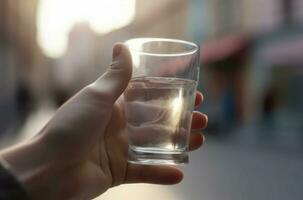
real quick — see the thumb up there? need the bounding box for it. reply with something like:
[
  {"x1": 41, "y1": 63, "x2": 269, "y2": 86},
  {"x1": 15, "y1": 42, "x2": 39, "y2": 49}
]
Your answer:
[{"x1": 92, "y1": 43, "x2": 132, "y2": 103}]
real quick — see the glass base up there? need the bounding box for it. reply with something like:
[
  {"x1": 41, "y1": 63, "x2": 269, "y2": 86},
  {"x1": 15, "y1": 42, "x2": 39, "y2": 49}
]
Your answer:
[{"x1": 128, "y1": 148, "x2": 188, "y2": 165}]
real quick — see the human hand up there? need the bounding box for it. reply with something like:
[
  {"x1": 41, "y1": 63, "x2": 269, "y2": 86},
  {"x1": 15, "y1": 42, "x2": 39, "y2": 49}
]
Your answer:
[{"x1": 1, "y1": 44, "x2": 208, "y2": 200}]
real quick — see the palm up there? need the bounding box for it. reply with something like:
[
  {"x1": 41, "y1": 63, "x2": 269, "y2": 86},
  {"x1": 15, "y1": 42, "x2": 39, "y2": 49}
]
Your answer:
[{"x1": 87, "y1": 92, "x2": 205, "y2": 199}]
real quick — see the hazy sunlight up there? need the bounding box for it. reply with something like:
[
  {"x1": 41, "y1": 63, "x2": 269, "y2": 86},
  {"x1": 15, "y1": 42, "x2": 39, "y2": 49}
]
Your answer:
[{"x1": 37, "y1": 0, "x2": 135, "y2": 58}]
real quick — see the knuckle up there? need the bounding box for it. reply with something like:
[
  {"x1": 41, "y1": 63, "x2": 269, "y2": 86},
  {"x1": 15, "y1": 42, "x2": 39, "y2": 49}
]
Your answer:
[{"x1": 83, "y1": 84, "x2": 113, "y2": 105}]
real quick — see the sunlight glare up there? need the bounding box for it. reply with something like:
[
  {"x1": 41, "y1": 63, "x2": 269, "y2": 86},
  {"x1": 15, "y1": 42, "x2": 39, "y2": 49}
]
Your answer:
[
  {"x1": 170, "y1": 90, "x2": 184, "y2": 130},
  {"x1": 37, "y1": 0, "x2": 135, "y2": 58}
]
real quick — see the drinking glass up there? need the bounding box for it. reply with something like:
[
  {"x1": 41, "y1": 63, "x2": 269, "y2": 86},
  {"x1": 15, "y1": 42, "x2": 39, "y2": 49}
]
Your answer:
[{"x1": 124, "y1": 38, "x2": 200, "y2": 165}]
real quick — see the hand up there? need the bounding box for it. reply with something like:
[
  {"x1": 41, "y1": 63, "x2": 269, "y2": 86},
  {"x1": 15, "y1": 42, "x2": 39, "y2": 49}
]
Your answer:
[{"x1": 1, "y1": 44, "x2": 208, "y2": 200}]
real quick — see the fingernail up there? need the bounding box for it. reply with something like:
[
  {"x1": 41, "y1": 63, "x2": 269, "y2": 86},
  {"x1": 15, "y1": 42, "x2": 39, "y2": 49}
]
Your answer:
[
  {"x1": 202, "y1": 135, "x2": 206, "y2": 143},
  {"x1": 113, "y1": 44, "x2": 122, "y2": 60}
]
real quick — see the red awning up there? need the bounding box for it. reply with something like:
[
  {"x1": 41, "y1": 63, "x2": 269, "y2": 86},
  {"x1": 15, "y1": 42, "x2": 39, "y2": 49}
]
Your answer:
[{"x1": 200, "y1": 34, "x2": 250, "y2": 64}]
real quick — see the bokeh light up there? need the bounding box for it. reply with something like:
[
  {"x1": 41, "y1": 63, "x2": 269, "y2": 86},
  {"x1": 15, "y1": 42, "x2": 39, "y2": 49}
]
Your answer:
[{"x1": 37, "y1": 0, "x2": 135, "y2": 58}]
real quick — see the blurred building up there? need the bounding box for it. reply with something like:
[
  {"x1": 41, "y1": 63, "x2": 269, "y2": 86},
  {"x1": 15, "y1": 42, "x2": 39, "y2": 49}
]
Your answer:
[
  {"x1": 186, "y1": 0, "x2": 303, "y2": 137},
  {"x1": 0, "y1": 0, "x2": 49, "y2": 136}
]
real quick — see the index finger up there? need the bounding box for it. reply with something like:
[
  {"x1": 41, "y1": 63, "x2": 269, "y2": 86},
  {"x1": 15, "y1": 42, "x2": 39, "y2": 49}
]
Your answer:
[{"x1": 195, "y1": 91, "x2": 203, "y2": 107}]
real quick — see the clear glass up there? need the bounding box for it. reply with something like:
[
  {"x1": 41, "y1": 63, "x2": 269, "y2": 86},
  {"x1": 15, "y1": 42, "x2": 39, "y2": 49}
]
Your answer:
[{"x1": 124, "y1": 38, "x2": 200, "y2": 165}]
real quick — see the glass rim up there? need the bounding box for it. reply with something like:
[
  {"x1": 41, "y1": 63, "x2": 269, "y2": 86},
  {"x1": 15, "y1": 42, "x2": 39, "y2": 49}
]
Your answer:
[{"x1": 125, "y1": 37, "x2": 199, "y2": 57}]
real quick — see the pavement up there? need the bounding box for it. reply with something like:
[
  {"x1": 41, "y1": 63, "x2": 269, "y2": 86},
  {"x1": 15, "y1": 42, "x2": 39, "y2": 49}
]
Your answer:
[{"x1": 98, "y1": 134, "x2": 303, "y2": 200}]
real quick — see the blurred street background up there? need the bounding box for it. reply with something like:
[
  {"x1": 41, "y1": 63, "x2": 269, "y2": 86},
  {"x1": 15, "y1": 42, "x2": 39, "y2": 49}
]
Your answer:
[{"x1": 0, "y1": 0, "x2": 303, "y2": 199}]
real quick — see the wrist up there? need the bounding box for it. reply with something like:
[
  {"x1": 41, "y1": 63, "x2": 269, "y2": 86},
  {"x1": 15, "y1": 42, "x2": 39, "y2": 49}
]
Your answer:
[{"x1": 0, "y1": 135, "x2": 63, "y2": 199}]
